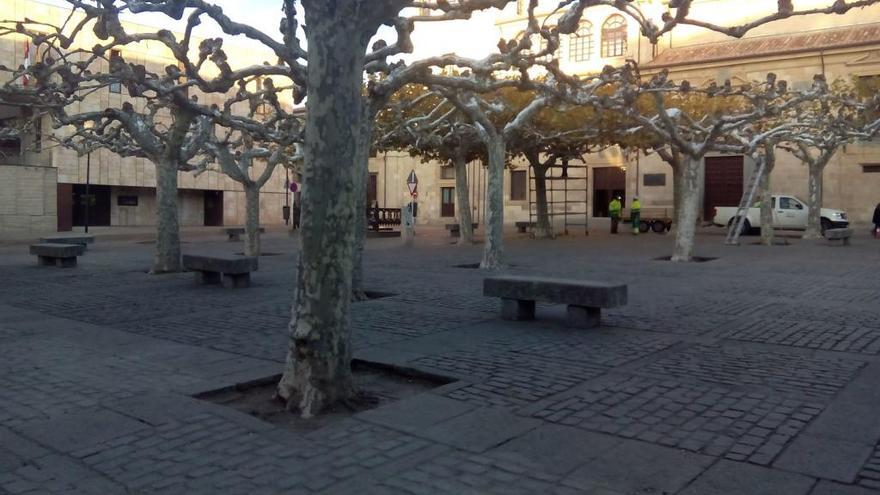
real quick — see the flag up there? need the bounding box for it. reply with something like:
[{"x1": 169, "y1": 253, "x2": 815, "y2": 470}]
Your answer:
[{"x1": 22, "y1": 40, "x2": 31, "y2": 87}]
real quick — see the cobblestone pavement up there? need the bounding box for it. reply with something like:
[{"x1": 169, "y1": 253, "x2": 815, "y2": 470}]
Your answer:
[{"x1": 2, "y1": 227, "x2": 880, "y2": 494}]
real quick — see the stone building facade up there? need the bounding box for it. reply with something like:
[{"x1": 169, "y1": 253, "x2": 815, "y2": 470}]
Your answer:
[
  {"x1": 0, "y1": 0, "x2": 291, "y2": 239},
  {"x1": 4, "y1": 0, "x2": 880, "y2": 238},
  {"x1": 372, "y1": 0, "x2": 880, "y2": 229}
]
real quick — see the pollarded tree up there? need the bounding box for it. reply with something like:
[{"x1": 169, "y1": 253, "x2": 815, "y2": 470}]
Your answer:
[
  {"x1": 434, "y1": 83, "x2": 555, "y2": 268},
  {"x1": 517, "y1": 100, "x2": 600, "y2": 239},
  {"x1": 34, "y1": 0, "x2": 875, "y2": 416},
  {"x1": 279, "y1": 0, "x2": 880, "y2": 411},
  {"x1": 375, "y1": 83, "x2": 484, "y2": 244},
  {"x1": 0, "y1": 10, "x2": 294, "y2": 273},
  {"x1": 616, "y1": 72, "x2": 827, "y2": 261},
  {"x1": 778, "y1": 82, "x2": 878, "y2": 239},
  {"x1": 201, "y1": 77, "x2": 303, "y2": 256},
  {"x1": 0, "y1": 32, "x2": 207, "y2": 271}
]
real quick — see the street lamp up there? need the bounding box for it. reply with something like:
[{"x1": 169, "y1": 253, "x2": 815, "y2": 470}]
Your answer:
[{"x1": 284, "y1": 168, "x2": 290, "y2": 226}]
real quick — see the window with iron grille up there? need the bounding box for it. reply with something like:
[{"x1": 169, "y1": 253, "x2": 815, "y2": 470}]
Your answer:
[
  {"x1": 601, "y1": 15, "x2": 627, "y2": 58},
  {"x1": 569, "y1": 22, "x2": 593, "y2": 62}
]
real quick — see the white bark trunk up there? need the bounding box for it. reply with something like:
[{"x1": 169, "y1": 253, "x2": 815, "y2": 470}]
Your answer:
[
  {"x1": 453, "y1": 154, "x2": 474, "y2": 245},
  {"x1": 351, "y1": 119, "x2": 373, "y2": 300},
  {"x1": 759, "y1": 149, "x2": 776, "y2": 246},
  {"x1": 278, "y1": 3, "x2": 369, "y2": 417},
  {"x1": 402, "y1": 205, "x2": 415, "y2": 246},
  {"x1": 532, "y1": 163, "x2": 553, "y2": 239},
  {"x1": 244, "y1": 183, "x2": 261, "y2": 257},
  {"x1": 803, "y1": 158, "x2": 829, "y2": 240},
  {"x1": 671, "y1": 155, "x2": 703, "y2": 262},
  {"x1": 481, "y1": 136, "x2": 505, "y2": 269},
  {"x1": 152, "y1": 159, "x2": 182, "y2": 273}
]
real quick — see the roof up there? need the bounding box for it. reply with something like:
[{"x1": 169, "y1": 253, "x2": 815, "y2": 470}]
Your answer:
[{"x1": 644, "y1": 23, "x2": 880, "y2": 69}]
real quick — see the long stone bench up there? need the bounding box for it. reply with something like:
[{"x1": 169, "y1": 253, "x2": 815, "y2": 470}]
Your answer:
[
  {"x1": 515, "y1": 221, "x2": 536, "y2": 233},
  {"x1": 483, "y1": 275, "x2": 627, "y2": 328},
  {"x1": 30, "y1": 243, "x2": 86, "y2": 268},
  {"x1": 183, "y1": 254, "x2": 258, "y2": 288},
  {"x1": 825, "y1": 228, "x2": 853, "y2": 246},
  {"x1": 224, "y1": 227, "x2": 265, "y2": 242},
  {"x1": 39, "y1": 234, "x2": 95, "y2": 248},
  {"x1": 445, "y1": 223, "x2": 478, "y2": 237}
]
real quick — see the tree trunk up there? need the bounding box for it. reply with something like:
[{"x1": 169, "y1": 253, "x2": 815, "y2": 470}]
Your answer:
[
  {"x1": 532, "y1": 162, "x2": 553, "y2": 239},
  {"x1": 481, "y1": 135, "x2": 506, "y2": 269},
  {"x1": 244, "y1": 183, "x2": 261, "y2": 257},
  {"x1": 152, "y1": 159, "x2": 182, "y2": 273},
  {"x1": 759, "y1": 148, "x2": 776, "y2": 246},
  {"x1": 277, "y1": 3, "x2": 371, "y2": 417},
  {"x1": 671, "y1": 155, "x2": 703, "y2": 262},
  {"x1": 672, "y1": 165, "x2": 683, "y2": 235},
  {"x1": 350, "y1": 118, "x2": 373, "y2": 301},
  {"x1": 401, "y1": 205, "x2": 415, "y2": 246},
  {"x1": 452, "y1": 154, "x2": 474, "y2": 245},
  {"x1": 803, "y1": 157, "x2": 830, "y2": 240}
]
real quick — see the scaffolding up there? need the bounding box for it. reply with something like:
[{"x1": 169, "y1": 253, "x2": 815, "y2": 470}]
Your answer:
[{"x1": 527, "y1": 160, "x2": 589, "y2": 236}]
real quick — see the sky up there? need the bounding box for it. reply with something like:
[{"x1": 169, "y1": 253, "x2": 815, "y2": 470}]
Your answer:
[{"x1": 38, "y1": 0, "x2": 502, "y2": 61}]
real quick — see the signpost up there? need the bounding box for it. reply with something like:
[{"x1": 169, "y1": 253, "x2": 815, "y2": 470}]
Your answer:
[
  {"x1": 403, "y1": 170, "x2": 418, "y2": 245},
  {"x1": 406, "y1": 169, "x2": 418, "y2": 196}
]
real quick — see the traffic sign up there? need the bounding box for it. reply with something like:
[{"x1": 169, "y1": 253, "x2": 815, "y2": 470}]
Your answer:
[{"x1": 406, "y1": 169, "x2": 418, "y2": 196}]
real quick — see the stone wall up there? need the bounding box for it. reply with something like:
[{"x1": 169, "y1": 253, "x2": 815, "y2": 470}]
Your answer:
[{"x1": 0, "y1": 165, "x2": 56, "y2": 239}]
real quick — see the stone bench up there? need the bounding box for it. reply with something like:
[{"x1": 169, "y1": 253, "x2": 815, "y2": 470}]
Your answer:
[
  {"x1": 445, "y1": 223, "x2": 478, "y2": 237},
  {"x1": 30, "y1": 243, "x2": 85, "y2": 268},
  {"x1": 825, "y1": 228, "x2": 853, "y2": 246},
  {"x1": 483, "y1": 275, "x2": 627, "y2": 328},
  {"x1": 224, "y1": 227, "x2": 265, "y2": 242},
  {"x1": 182, "y1": 254, "x2": 258, "y2": 288},
  {"x1": 39, "y1": 234, "x2": 95, "y2": 249},
  {"x1": 515, "y1": 222, "x2": 536, "y2": 233}
]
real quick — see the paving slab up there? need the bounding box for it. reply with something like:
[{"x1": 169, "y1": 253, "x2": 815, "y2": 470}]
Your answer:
[
  {"x1": 3, "y1": 232, "x2": 880, "y2": 493},
  {"x1": 419, "y1": 407, "x2": 541, "y2": 452},
  {"x1": 488, "y1": 423, "x2": 622, "y2": 476},
  {"x1": 357, "y1": 393, "x2": 475, "y2": 434},
  {"x1": 775, "y1": 434, "x2": 874, "y2": 483},
  {"x1": 563, "y1": 439, "x2": 714, "y2": 494},
  {"x1": 13, "y1": 408, "x2": 149, "y2": 453},
  {"x1": 680, "y1": 459, "x2": 815, "y2": 495},
  {"x1": 810, "y1": 481, "x2": 880, "y2": 495}
]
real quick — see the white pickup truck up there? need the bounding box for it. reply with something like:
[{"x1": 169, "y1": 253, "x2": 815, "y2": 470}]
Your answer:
[{"x1": 712, "y1": 195, "x2": 849, "y2": 233}]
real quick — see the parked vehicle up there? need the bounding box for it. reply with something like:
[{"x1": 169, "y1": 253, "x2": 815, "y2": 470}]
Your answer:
[{"x1": 712, "y1": 195, "x2": 848, "y2": 234}]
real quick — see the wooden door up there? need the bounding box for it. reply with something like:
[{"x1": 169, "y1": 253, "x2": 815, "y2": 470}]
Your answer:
[
  {"x1": 440, "y1": 187, "x2": 455, "y2": 218},
  {"x1": 56, "y1": 183, "x2": 73, "y2": 232},
  {"x1": 204, "y1": 190, "x2": 224, "y2": 226},
  {"x1": 704, "y1": 156, "x2": 744, "y2": 221},
  {"x1": 592, "y1": 167, "x2": 626, "y2": 217}
]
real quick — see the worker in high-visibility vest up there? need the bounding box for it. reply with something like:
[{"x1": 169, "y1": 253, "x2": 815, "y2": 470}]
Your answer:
[
  {"x1": 609, "y1": 196, "x2": 622, "y2": 234},
  {"x1": 631, "y1": 196, "x2": 642, "y2": 235}
]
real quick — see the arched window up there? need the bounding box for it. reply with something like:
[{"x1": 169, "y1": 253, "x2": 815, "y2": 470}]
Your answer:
[
  {"x1": 569, "y1": 22, "x2": 593, "y2": 62},
  {"x1": 601, "y1": 15, "x2": 627, "y2": 58}
]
